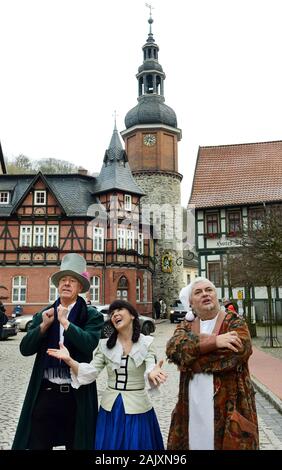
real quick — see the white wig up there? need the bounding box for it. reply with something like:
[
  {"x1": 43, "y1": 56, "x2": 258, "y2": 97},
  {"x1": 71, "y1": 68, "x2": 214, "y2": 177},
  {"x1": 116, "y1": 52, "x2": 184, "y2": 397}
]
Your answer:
[{"x1": 179, "y1": 277, "x2": 217, "y2": 321}]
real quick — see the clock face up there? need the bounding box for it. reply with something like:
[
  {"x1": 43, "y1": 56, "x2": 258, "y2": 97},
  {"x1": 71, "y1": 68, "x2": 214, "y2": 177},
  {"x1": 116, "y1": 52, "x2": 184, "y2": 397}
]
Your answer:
[{"x1": 143, "y1": 134, "x2": 156, "y2": 147}]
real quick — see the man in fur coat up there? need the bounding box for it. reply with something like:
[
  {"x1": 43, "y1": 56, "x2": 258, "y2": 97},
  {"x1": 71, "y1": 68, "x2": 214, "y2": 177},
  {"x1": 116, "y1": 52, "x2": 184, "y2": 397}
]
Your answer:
[{"x1": 166, "y1": 277, "x2": 259, "y2": 450}]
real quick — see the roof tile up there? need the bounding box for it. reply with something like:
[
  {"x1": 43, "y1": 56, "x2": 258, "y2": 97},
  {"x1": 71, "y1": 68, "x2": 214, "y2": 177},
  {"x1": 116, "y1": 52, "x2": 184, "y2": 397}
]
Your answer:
[{"x1": 189, "y1": 140, "x2": 282, "y2": 208}]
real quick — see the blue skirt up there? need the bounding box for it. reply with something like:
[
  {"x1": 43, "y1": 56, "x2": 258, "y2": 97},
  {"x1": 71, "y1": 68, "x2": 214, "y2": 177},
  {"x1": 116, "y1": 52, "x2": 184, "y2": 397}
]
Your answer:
[{"x1": 95, "y1": 394, "x2": 164, "y2": 450}]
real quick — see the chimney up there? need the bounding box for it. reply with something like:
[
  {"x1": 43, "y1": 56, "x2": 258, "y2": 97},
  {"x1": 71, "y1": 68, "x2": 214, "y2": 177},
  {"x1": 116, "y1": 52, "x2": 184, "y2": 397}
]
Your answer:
[{"x1": 78, "y1": 167, "x2": 88, "y2": 176}]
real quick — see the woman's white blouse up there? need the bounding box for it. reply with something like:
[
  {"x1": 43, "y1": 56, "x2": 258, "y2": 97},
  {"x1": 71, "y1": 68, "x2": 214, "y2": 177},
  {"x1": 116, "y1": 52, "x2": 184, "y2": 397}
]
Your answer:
[{"x1": 71, "y1": 334, "x2": 158, "y2": 414}]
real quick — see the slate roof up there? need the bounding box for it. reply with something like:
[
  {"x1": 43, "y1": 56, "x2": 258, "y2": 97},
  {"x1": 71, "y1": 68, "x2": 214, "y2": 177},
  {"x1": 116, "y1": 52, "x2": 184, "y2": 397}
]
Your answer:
[
  {"x1": 125, "y1": 95, "x2": 177, "y2": 129},
  {"x1": 95, "y1": 126, "x2": 145, "y2": 196},
  {"x1": 0, "y1": 127, "x2": 144, "y2": 215},
  {"x1": 189, "y1": 140, "x2": 282, "y2": 209},
  {"x1": 0, "y1": 173, "x2": 102, "y2": 217}
]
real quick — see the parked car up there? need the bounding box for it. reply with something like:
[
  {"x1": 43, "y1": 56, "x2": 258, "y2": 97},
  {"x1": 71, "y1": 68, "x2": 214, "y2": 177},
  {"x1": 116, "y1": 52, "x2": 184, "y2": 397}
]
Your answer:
[
  {"x1": 14, "y1": 314, "x2": 34, "y2": 332},
  {"x1": 15, "y1": 305, "x2": 156, "y2": 337},
  {"x1": 170, "y1": 300, "x2": 187, "y2": 323},
  {"x1": 0, "y1": 319, "x2": 18, "y2": 340},
  {"x1": 95, "y1": 304, "x2": 156, "y2": 338}
]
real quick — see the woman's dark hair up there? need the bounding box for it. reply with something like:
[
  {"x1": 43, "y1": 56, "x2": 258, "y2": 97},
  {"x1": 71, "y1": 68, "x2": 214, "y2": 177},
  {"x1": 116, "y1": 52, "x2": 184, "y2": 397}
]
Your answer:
[{"x1": 107, "y1": 300, "x2": 141, "y2": 349}]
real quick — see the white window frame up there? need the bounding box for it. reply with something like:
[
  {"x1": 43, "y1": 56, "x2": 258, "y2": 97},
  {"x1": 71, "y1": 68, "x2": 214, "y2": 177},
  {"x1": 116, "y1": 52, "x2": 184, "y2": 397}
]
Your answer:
[
  {"x1": 12, "y1": 276, "x2": 27, "y2": 303},
  {"x1": 34, "y1": 190, "x2": 46, "y2": 205},
  {"x1": 117, "y1": 228, "x2": 126, "y2": 249},
  {"x1": 47, "y1": 225, "x2": 59, "y2": 247},
  {"x1": 207, "y1": 262, "x2": 221, "y2": 287},
  {"x1": 0, "y1": 191, "x2": 9, "y2": 204},
  {"x1": 33, "y1": 226, "x2": 45, "y2": 247},
  {"x1": 20, "y1": 226, "x2": 32, "y2": 247},
  {"x1": 136, "y1": 278, "x2": 141, "y2": 302},
  {"x1": 124, "y1": 194, "x2": 132, "y2": 211},
  {"x1": 90, "y1": 276, "x2": 100, "y2": 303},
  {"x1": 138, "y1": 233, "x2": 144, "y2": 255},
  {"x1": 126, "y1": 230, "x2": 134, "y2": 250},
  {"x1": 93, "y1": 227, "x2": 104, "y2": 252},
  {"x1": 49, "y1": 278, "x2": 58, "y2": 302}
]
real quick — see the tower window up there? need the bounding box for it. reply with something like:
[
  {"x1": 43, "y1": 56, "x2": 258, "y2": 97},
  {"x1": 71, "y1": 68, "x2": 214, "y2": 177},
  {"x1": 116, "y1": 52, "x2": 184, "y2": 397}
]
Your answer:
[
  {"x1": 124, "y1": 194, "x2": 132, "y2": 211},
  {"x1": 147, "y1": 75, "x2": 153, "y2": 93},
  {"x1": 93, "y1": 227, "x2": 104, "y2": 252}
]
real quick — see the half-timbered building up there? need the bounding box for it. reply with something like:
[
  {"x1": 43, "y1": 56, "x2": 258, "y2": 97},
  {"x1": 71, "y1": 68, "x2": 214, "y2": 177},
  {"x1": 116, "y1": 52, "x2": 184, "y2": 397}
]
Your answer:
[
  {"x1": 0, "y1": 126, "x2": 155, "y2": 316},
  {"x1": 189, "y1": 140, "x2": 282, "y2": 322}
]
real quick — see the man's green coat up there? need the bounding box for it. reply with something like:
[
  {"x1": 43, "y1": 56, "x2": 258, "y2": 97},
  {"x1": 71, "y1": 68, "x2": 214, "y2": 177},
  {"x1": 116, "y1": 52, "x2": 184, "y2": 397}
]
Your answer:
[{"x1": 12, "y1": 301, "x2": 103, "y2": 450}]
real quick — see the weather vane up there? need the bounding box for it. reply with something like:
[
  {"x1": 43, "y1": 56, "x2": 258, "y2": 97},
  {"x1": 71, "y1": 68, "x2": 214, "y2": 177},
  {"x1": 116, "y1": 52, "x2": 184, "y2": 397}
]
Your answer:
[{"x1": 145, "y1": 2, "x2": 154, "y2": 18}]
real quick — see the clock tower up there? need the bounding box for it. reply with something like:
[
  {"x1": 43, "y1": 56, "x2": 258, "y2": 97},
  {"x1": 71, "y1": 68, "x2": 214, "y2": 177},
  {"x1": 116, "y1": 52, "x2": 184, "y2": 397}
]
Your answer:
[{"x1": 121, "y1": 12, "x2": 184, "y2": 310}]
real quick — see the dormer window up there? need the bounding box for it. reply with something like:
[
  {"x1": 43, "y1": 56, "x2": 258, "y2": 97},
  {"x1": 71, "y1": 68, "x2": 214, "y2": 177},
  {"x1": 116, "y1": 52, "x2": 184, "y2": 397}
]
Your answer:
[
  {"x1": 34, "y1": 190, "x2": 46, "y2": 205},
  {"x1": 0, "y1": 191, "x2": 9, "y2": 204},
  {"x1": 124, "y1": 194, "x2": 132, "y2": 211}
]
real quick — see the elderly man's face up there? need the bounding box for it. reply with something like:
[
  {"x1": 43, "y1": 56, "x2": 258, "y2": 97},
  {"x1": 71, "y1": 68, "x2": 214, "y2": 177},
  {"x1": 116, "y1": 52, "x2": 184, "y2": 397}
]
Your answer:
[
  {"x1": 58, "y1": 276, "x2": 82, "y2": 305},
  {"x1": 190, "y1": 281, "x2": 219, "y2": 318}
]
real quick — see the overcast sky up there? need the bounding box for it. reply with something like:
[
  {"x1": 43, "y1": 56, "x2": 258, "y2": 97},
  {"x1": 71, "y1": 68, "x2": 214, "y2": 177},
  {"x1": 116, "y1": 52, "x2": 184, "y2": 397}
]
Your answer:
[{"x1": 1, "y1": 0, "x2": 282, "y2": 206}]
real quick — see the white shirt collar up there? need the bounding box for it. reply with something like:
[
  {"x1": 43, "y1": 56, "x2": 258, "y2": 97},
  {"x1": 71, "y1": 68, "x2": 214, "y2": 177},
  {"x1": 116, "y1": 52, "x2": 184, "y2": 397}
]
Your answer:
[{"x1": 99, "y1": 334, "x2": 154, "y2": 370}]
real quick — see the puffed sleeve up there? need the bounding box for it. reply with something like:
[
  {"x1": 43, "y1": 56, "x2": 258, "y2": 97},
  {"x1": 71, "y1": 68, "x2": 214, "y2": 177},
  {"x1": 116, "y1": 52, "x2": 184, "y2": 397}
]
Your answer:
[{"x1": 71, "y1": 341, "x2": 106, "y2": 388}]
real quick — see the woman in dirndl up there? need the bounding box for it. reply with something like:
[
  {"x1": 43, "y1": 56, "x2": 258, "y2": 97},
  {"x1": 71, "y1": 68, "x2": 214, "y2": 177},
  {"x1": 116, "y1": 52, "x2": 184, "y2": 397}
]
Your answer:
[{"x1": 47, "y1": 299, "x2": 167, "y2": 450}]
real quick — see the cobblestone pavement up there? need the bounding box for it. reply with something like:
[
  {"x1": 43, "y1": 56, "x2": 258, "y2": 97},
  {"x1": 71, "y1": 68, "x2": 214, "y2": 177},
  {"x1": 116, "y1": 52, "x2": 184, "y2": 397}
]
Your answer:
[{"x1": 0, "y1": 321, "x2": 282, "y2": 450}]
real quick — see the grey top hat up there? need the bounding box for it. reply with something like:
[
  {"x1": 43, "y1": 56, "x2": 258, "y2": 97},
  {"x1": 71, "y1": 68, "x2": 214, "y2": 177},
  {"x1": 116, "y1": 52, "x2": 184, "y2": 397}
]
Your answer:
[{"x1": 51, "y1": 253, "x2": 90, "y2": 293}]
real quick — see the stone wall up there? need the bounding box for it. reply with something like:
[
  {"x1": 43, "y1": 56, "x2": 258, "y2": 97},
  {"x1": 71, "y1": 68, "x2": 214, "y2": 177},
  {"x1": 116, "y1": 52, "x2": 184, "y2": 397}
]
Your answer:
[{"x1": 134, "y1": 171, "x2": 184, "y2": 313}]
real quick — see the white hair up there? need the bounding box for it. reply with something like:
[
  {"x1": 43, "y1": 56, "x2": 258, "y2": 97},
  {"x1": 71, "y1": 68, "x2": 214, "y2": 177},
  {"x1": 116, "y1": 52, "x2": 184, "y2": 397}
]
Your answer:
[{"x1": 179, "y1": 277, "x2": 217, "y2": 314}]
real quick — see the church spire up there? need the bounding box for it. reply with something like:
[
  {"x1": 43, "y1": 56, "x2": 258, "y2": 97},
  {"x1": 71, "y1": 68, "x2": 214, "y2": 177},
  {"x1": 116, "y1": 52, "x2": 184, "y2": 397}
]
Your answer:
[
  {"x1": 95, "y1": 124, "x2": 144, "y2": 196},
  {"x1": 103, "y1": 120, "x2": 126, "y2": 165}
]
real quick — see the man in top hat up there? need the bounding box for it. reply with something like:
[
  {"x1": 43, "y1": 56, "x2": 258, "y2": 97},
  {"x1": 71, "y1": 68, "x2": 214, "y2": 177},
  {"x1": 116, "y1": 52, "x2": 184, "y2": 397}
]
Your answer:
[{"x1": 12, "y1": 253, "x2": 104, "y2": 450}]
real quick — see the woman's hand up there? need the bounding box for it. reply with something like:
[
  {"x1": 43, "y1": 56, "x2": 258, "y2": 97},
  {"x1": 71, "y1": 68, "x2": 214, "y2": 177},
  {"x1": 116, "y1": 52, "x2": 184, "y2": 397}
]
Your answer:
[
  {"x1": 148, "y1": 359, "x2": 168, "y2": 386},
  {"x1": 216, "y1": 331, "x2": 243, "y2": 352},
  {"x1": 47, "y1": 342, "x2": 71, "y2": 365}
]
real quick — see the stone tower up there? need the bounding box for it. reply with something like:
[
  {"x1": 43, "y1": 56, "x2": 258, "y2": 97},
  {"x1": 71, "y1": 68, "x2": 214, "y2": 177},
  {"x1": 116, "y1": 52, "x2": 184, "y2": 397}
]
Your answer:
[{"x1": 121, "y1": 12, "x2": 184, "y2": 310}]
